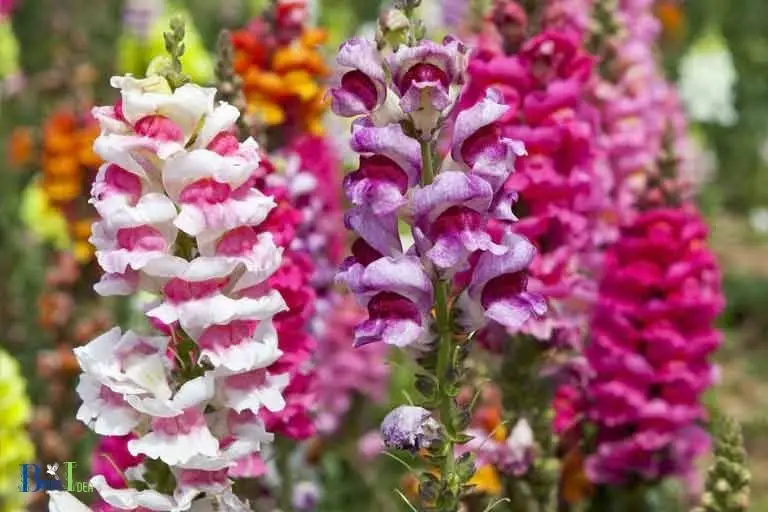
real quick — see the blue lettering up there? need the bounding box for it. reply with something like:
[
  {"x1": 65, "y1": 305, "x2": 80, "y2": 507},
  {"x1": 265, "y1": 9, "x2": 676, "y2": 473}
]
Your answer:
[{"x1": 19, "y1": 464, "x2": 42, "y2": 492}]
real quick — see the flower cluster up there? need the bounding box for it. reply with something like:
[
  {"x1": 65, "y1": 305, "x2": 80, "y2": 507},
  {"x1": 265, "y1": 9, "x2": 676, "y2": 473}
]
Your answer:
[
  {"x1": 39, "y1": 109, "x2": 103, "y2": 263},
  {"x1": 333, "y1": 34, "x2": 543, "y2": 349},
  {"x1": 72, "y1": 73, "x2": 294, "y2": 509},
  {"x1": 586, "y1": 0, "x2": 699, "y2": 239},
  {"x1": 462, "y1": 24, "x2": 598, "y2": 346},
  {"x1": 0, "y1": 349, "x2": 35, "y2": 512},
  {"x1": 330, "y1": 10, "x2": 544, "y2": 507},
  {"x1": 254, "y1": 172, "x2": 317, "y2": 442},
  {"x1": 581, "y1": 206, "x2": 723, "y2": 485},
  {"x1": 232, "y1": 1, "x2": 329, "y2": 139}
]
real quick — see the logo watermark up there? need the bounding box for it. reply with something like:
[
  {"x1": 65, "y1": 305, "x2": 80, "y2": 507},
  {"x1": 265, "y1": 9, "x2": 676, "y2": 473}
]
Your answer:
[{"x1": 18, "y1": 462, "x2": 93, "y2": 493}]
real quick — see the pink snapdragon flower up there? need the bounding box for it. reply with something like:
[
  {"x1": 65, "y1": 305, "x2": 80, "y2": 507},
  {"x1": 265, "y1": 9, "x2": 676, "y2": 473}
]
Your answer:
[
  {"x1": 70, "y1": 73, "x2": 298, "y2": 509},
  {"x1": 582, "y1": 206, "x2": 723, "y2": 485},
  {"x1": 462, "y1": 27, "x2": 599, "y2": 347}
]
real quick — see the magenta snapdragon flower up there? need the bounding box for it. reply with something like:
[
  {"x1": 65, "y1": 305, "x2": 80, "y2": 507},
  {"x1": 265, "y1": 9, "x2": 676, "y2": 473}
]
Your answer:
[
  {"x1": 583, "y1": 205, "x2": 723, "y2": 485},
  {"x1": 462, "y1": 27, "x2": 599, "y2": 347}
]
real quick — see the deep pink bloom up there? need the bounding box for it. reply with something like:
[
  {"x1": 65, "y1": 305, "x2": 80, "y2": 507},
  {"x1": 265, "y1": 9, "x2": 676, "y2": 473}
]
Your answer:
[
  {"x1": 252, "y1": 168, "x2": 318, "y2": 441},
  {"x1": 462, "y1": 28, "x2": 600, "y2": 347},
  {"x1": 580, "y1": 206, "x2": 723, "y2": 485},
  {"x1": 91, "y1": 434, "x2": 144, "y2": 489}
]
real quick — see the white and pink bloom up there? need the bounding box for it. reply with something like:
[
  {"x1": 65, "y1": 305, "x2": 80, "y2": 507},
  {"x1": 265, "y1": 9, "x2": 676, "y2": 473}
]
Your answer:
[{"x1": 69, "y1": 72, "x2": 297, "y2": 510}]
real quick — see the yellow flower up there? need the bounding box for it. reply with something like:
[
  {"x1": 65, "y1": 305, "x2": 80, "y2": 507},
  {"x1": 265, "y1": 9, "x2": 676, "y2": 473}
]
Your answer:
[
  {"x1": 72, "y1": 222, "x2": 95, "y2": 264},
  {"x1": 20, "y1": 181, "x2": 71, "y2": 250},
  {"x1": 468, "y1": 465, "x2": 502, "y2": 495},
  {"x1": 561, "y1": 448, "x2": 593, "y2": 504},
  {"x1": 247, "y1": 96, "x2": 286, "y2": 126},
  {"x1": 234, "y1": 24, "x2": 330, "y2": 135},
  {"x1": 283, "y1": 70, "x2": 320, "y2": 102},
  {"x1": 0, "y1": 350, "x2": 34, "y2": 512}
]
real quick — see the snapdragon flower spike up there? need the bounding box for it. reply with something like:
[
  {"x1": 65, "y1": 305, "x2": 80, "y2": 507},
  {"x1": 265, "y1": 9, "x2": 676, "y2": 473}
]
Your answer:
[
  {"x1": 461, "y1": 27, "x2": 599, "y2": 346},
  {"x1": 582, "y1": 206, "x2": 723, "y2": 485},
  {"x1": 76, "y1": 73, "x2": 299, "y2": 509}
]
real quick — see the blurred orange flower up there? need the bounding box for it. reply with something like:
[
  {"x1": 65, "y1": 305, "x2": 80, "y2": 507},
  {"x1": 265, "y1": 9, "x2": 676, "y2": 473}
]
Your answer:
[
  {"x1": 655, "y1": 0, "x2": 685, "y2": 41},
  {"x1": 8, "y1": 127, "x2": 34, "y2": 168},
  {"x1": 37, "y1": 108, "x2": 101, "y2": 264},
  {"x1": 560, "y1": 448, "x2": 594, "y2": 504},
  {"x1": 233, "y1": 23, "x2": 329, "y2": 136}
]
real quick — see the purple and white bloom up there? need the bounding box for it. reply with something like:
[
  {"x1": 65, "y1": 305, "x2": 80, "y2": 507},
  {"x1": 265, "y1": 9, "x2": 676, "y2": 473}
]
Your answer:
[
  {"x1": 293, "y1": 481, "x2": 321, "y2": 511},
  {"x1": 460, "y1": 232, "x2": 547, "y2": 331},
  {"x1": 498, "y1": 419, "x2": 534, "y2": 476},
  {"x1": 452, "y1": 90, "x2": 527, "y2": 192},
  {"x1": 345, "y1": 122, "x2": 422, "y2": 215},
  {"x1": 413, "y1": 171, "x2": 505, "y2": 270},
  {"x1": 343, "y1": 208, "x2": 403, "y2": 261},
  {"x1": 381, "y1": 405, "x2": 441, "y2": 452},
  {"x1": 338, "y1": 256, "x2": 433, "y2": 347},
  {"x1": 331, "y1": 38, "x2": 389, "y2": 117},
  {"x1": 388, "y1": 37, "x2": 467, "y2": 135}
]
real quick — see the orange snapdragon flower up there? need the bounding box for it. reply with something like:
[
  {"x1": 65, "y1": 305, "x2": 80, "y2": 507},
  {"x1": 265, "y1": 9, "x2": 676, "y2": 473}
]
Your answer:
[
  {"x1": 655, "y1": 0, "x2": 685, "y2": 42},
  {"x1": 39, "y1": 109, "x2": 102, "y2": 263},
  {"x1": 232, "y1": 23, "x2": 330, "y2": 137},
  {"x1": 8, "y1": 127, "x2": 34, "y2": 168}
]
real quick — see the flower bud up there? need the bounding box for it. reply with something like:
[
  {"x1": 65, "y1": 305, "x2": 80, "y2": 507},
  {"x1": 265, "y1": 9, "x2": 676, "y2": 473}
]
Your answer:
[{"x1": 381, "y1": 405, "x2": 441, "y2": 452}]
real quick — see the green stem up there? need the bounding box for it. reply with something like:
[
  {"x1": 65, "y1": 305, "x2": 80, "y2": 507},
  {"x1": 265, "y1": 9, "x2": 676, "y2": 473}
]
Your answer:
[
  {"x1": 435, "y1": 279, "x2": 455, "y2": 445},
  {"x1": 420, "y1": 140, "x2": 435, "y2": 185},
  {"x1": 420, "y1": 139, "x2": 462, "y2": 510}
]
